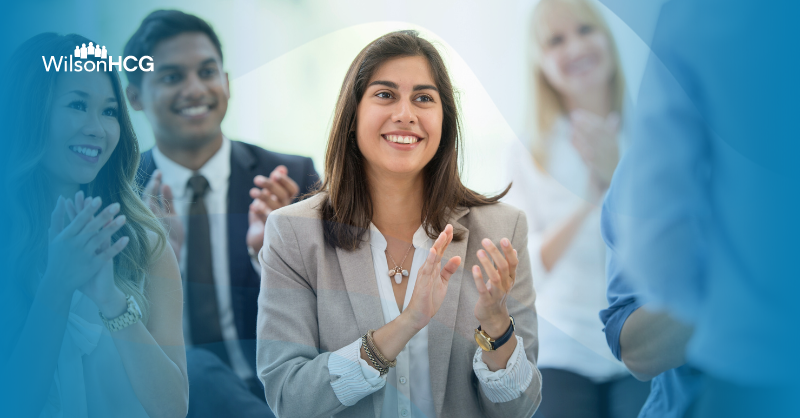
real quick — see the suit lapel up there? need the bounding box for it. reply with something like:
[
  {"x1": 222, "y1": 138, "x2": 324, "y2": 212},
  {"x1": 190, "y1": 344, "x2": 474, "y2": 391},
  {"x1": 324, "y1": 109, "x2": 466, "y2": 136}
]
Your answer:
[
  {"x1": 227, "y1": 141, "x2": 258, "y2": 340},
  {"x1": 227, "y1": 141, "x2": 257, "y2": 284},
  {"x1": 429, "y1": 207, "x2": 470, "y2": 418},
  {"x1": 228, "y1": 140, "x2": 257, "y2": 216},
  {"x1": 136, "y1": 149, "x2": 157, "y2": 189},
  {"x1": 335, "y1": 238, "x2": 385, "y2": 418},
  {"x1": 335, "y1": 241, "x2": 386, "y2": 336}
]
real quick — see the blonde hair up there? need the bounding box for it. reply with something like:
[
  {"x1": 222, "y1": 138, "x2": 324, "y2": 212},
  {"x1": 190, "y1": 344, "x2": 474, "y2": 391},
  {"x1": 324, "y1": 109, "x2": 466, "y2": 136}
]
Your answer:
[{"x1": 528, "y1": 0, "x2": 625, "y2": 170}]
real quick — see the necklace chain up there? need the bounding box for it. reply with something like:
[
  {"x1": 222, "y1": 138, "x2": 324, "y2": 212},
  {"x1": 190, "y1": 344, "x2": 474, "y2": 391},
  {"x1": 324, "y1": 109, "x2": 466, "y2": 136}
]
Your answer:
[{"x1": 387, "y1": 242, "x2": 414, "y2": 273}]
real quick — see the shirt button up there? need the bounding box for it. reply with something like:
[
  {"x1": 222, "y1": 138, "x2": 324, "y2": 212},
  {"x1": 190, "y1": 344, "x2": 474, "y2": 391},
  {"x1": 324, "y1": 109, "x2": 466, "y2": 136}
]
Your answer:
[
  {"x1": 399, "y1": 376, "x2": 407, "y2": 384},
  {"x1": 401, "y1": 409, "x2": 408, "y2": 417}
]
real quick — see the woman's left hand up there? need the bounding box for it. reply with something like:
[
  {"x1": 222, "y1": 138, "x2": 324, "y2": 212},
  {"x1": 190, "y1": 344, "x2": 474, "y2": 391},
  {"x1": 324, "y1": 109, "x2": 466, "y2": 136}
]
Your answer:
[
  {"x1": 472, "y1": 237, "x2": 518, "y2": 336},
  {"x1": 570, "y1": 109, "x2": 620, "y2": 187},
  {"x1": 66, "y1": 192, "x2": 128, "y2": 318}
]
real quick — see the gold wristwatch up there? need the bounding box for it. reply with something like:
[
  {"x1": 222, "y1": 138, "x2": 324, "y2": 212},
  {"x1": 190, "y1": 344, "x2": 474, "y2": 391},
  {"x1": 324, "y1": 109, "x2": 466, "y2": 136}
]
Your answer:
[
  {"x1": 474, "y1": 316, "x2": 515, "y2": 351},
  {"x1": 99, "y1": 295, "x2": 142, "y2": 332}
]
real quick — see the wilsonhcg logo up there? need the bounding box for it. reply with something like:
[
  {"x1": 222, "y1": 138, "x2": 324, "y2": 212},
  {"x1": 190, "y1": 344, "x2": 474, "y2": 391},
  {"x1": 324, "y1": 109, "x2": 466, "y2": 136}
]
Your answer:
[{"x1": 42, "y1": 42, "x2": 153, "y2": 72}]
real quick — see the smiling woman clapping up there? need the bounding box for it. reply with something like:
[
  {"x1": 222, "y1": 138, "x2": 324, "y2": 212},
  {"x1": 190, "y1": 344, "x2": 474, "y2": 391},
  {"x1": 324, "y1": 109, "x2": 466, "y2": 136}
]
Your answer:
[
  {"x1": 256, "y1": 30, "x2": 541, "y2": 418},
  {"x1": 0, "y1": 33, "x2": 188, "y2": 418}
]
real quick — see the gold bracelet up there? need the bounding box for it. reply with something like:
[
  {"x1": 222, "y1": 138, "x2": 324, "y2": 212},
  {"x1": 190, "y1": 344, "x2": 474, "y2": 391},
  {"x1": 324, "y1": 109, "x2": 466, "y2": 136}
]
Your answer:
[
  {"x1": 366, "y1": 330, "x2": 397, "y2": 368},
  {"x1": 364, "y1": 333, "x2": 388, "y2": 370},
  {"x1": 362, "y1": 334, "x2": 389, "y2": 375}
]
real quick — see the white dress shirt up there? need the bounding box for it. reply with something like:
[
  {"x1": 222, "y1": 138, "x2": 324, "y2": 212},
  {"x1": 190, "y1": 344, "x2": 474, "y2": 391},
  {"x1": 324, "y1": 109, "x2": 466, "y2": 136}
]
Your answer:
[
  {"x1": 502, "y1": 119, "x2": 629, "y2": 382},
  {"x1": 327, "y1": 224, "x2": 535, "y2": 417},
  {"x1": 151, "y1": 137, "x2": 254, "y2": 380}
]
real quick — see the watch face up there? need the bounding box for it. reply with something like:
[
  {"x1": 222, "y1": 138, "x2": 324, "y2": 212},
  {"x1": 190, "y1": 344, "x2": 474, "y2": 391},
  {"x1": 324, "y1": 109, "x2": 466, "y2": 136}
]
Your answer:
[{"x1": 474, "y1": 330, "x2": 494, "y2": 351}]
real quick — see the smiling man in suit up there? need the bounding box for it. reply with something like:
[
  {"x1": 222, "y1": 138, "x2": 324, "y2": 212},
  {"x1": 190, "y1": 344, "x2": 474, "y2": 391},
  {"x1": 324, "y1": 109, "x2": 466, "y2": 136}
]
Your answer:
[{"x1": 123, "y1": 9, "x2": 318, "y2": 418}]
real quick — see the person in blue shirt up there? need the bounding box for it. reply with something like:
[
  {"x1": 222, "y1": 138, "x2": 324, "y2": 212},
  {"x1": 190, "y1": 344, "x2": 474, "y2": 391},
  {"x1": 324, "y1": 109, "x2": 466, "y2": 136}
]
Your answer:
[
  {"x1": 600, "y1": 193, "x2": 704, "y2": 417},
  {"x1": 599, "y1": 0, "x2": 800, "y2": 416}
]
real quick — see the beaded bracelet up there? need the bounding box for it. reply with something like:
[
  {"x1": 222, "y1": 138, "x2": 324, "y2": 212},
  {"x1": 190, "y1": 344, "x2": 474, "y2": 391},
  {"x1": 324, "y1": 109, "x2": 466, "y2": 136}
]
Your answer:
[{"x1": 362, "y1": 334, "x2": 389, "y2": 376}]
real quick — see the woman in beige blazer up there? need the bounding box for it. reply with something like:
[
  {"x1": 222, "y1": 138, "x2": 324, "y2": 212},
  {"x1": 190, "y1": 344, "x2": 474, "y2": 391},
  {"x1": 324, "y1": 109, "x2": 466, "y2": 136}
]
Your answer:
[{"x1": 256, "y1": 30, "x2": 542, "y2": 418}]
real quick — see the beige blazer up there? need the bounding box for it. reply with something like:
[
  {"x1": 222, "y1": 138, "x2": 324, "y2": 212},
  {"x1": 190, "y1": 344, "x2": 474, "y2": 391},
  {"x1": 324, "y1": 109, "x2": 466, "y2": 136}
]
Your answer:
[{"x1": 256, "y1": 193, "x2": 541, "y2": 418}]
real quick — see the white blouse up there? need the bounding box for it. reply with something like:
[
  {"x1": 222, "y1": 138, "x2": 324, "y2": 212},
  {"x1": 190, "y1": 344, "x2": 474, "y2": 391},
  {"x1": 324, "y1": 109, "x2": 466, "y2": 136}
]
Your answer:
[
  {"x1": 502, "y1": 119, "x2": 630, "y2": 382},
  {"x1": 38, "y1": 292, "x2": 148, "y2": 417},
  {"x1": 327, "y1": 224, "x2": 534, "y2": 418}
]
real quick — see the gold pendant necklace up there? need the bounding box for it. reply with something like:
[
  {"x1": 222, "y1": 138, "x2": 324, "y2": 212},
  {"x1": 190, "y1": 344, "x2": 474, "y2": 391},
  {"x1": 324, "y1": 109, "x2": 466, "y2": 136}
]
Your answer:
[{"x1": 387, "y1": 242, "x2": 413, "y2": 284}]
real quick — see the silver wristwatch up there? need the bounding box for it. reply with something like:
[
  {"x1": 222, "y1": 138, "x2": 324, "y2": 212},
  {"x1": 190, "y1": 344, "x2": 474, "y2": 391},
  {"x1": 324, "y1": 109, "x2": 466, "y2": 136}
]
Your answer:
[{"x1": 99, "y1": 295, "x2": 142, "y2": 332}]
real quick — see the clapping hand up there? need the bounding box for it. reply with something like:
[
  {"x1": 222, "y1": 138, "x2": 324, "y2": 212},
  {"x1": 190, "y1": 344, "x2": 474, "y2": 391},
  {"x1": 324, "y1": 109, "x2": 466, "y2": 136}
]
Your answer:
[
  {"x1": 65, "y1": 192, "x2": 129, "y2": 316},
  {"x1": 142, "y1": 170, "x2": 183, "y2": 263},
  {"x1": 246, "y1": 165, "x2": 300, "y2": 254},
  {"x1": 46, "y1": 191, "x2": 129, "y2": 316},
  {"x1": 570, "y1": 109, "x2": 620, "y2": 193},
  {"x1": 472, "y1": 238, "x2": 518, "y2": 336},
  {"x1": 404, "y1": 224, "x2": 462, "y2": 331}
]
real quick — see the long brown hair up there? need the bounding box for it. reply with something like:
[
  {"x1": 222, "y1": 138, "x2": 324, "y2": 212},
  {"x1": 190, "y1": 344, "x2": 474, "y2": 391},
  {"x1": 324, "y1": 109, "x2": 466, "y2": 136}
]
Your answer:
[{"x1": 316, "y1": 30, "x2": 508, "y2": 250}]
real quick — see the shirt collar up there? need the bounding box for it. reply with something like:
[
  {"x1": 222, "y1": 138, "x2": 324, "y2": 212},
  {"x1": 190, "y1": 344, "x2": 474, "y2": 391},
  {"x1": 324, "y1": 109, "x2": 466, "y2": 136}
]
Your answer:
[
  {"x1": 369, "y1": 222, "x2": 432, "y2": 251},
  {"x1": 197, "y1": 136, "x2": 231, "y2": 193},
  {"x1": 150, "y1": 136, "x2": 231, "y2": 199}
]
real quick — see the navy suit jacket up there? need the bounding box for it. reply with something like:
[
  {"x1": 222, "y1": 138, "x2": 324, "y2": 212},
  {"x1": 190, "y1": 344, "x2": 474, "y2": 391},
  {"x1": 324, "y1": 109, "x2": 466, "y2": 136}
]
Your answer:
[{"x1": 137, "y1": 140, "x2": 318, "y2": 374}]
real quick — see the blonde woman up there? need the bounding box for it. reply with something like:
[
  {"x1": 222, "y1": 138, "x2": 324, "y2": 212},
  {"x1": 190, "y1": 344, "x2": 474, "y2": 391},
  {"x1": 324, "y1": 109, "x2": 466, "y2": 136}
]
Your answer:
[{"x1": 502, "y1": 1, "x2": 649, "y2": 417}]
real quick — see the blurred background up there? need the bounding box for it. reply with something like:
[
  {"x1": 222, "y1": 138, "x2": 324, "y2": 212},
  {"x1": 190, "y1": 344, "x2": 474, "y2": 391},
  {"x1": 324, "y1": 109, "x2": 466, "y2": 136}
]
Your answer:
[
  {"x1": 7, "y1": 3, "x2": 799, "y2": 417},
  {"x1": 1, "y1": 0, "x2": 662, "y2": 195}
]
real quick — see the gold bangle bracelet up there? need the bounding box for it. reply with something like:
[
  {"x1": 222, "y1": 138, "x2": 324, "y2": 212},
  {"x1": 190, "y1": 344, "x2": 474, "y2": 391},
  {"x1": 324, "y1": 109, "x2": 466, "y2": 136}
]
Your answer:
[
  {"x1": 364, "y1": 333, "x2": 388, "y2": 370},
  {"x1": 366, "y1": 330, "x2": 397, "y2": 368},
  {"x1": 362, "y1": 334, "x2": 389, "y2": 375}
]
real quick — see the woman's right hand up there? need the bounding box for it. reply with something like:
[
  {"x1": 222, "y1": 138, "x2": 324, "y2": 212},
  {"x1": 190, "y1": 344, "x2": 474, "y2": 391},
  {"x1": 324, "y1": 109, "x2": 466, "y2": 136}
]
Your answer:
[
  {"x1": 403, "y1": 224, "x2": 462, "y2": 331},
  {"x1": 44, "y1": 191, "x2": 130, "y2": 295}
]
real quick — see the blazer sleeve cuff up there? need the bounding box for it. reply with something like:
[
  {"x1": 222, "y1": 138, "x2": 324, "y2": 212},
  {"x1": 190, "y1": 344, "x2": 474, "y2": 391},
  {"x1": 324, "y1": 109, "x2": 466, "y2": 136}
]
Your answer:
[
  {"x1": 472, "y1": 335, "x2": 534, "y2": 403},
  {"x1": 328, "y1": 337, "x2": 386, "y2": 406}
]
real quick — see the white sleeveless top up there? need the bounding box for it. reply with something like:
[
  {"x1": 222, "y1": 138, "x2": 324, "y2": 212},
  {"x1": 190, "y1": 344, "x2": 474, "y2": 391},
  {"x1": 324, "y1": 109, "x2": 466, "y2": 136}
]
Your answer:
[
  {"x1": 502, "y1": 119, "x2": 630, "y2": 382},
  {"x1": 39, "y1": 291, "x2": 148, "y2": 418}
]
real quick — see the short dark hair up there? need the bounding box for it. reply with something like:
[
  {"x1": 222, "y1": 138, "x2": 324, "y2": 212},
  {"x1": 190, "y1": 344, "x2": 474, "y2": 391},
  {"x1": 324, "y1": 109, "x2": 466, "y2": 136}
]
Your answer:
[{"x1": 123, "y1": 10, "x2": 224, "y2": 87}]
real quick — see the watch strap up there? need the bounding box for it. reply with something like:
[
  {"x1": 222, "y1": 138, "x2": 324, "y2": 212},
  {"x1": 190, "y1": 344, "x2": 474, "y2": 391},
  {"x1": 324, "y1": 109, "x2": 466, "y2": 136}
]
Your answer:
[
  {"x1": 99, "y1": 295, "x2": 142, "y2": 332},
  {"x1": 478, "y1": 316, "x2": 515, "y2": 350}
]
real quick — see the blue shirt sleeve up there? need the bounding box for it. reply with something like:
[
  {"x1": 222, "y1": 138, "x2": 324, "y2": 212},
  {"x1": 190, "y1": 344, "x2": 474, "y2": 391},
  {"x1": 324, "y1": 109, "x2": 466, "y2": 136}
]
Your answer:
[{"x1": 598, "y1": 185, "x2": 642, "y2": 362}]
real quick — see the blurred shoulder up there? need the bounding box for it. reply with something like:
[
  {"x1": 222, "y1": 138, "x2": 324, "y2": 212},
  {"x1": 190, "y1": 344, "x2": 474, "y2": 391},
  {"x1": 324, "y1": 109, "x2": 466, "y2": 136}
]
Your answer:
[
  {"x1": 461, "y1": 202, "x2": 526, "y2": 235},
  {"x1": 233, "y1": 140, "x2": 313, "y2": 166},
  {"x1": 143, "y1": 230, "x2": 181, "y2": 293},
  {"x1": 263, "y1": 194, "x2": 328, "y2": 255},
  {"x1": 466, "y1": 201, "x2": 524, "y2": 221},
  {"x1": 271, "y1": 192, "x2": 325, "y2": 219},
  {"x1": 146, "y1": 228, "x2": 160, "y2": 246},
  {"x1": 144, "y1": 229, "x2": 176, "y2": 268}
]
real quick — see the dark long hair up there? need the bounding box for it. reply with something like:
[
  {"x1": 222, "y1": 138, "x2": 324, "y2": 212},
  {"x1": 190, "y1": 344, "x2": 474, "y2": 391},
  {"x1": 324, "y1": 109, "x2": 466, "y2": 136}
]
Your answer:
[
  {"x1": 0, "y1": 33, "x2": 165, "y2": 321},
  {"x1": 317, "y1": 30, "x2": 509, "y2": 250}
]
